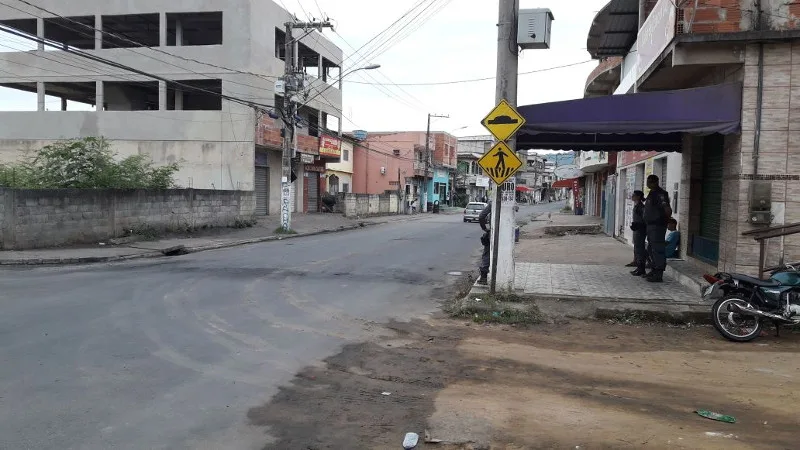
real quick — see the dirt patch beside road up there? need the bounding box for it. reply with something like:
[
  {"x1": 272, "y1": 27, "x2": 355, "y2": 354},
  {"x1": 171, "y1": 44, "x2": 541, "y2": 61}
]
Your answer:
[{"x1": 247, "y1": 316, "x2": 800, "y2": 449}]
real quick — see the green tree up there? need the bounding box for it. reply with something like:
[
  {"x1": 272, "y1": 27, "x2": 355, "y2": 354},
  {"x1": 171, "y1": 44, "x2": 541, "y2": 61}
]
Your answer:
[{"x1": 0, "y1": 137, "x2": 180, "y2": 189}]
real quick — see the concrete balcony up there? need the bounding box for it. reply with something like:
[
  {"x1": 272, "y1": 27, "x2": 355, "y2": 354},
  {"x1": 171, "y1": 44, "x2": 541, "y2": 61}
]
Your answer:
[
  {"x1": 584, "y1": 57, "x2": 622, "y2": 98},
  {"x1": 578, "y1": 151, "x2": 610, "y2": 173},
  {"x1": 413, "y1": 160, "x2": 432, "y2": 177}
]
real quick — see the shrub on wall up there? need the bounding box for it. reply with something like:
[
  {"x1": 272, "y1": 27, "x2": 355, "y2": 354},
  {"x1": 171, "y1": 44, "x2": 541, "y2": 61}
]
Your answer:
[{"x1": 0, "y1": 137, "x2": 180, "y2": 189}]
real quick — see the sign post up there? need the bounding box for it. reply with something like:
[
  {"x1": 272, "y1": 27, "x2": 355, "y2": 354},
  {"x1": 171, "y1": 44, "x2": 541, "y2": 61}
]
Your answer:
[{"x1": 479, "y1": 99, "x2": 526, "y2": 293}]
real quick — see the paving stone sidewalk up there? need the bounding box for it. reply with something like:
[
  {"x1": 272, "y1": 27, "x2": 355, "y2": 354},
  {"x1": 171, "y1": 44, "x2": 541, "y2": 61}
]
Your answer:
[{"x1": 514, "y1": 262, "x2": 702, "y2": 305}]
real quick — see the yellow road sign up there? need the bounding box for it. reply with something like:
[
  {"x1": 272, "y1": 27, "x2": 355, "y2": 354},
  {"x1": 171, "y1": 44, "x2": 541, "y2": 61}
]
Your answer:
[
  {"x1": 481, "y1": 99, "x2": 526, "y2": 142},
  {"x1": 477, "y1": 141, "x2": 523, "y2": 185}
]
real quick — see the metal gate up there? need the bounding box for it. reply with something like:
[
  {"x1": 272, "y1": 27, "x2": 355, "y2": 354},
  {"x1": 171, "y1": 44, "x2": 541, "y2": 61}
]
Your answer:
[
  {"x1": 696, "y1": 134, "x2": 724, "y2": 264},
  {"x1": 306, "y1": 173, "x2": 319, "y2": 212},
  {"x1": 255, "y1": 166, "x2": 269, "y2": 216}
]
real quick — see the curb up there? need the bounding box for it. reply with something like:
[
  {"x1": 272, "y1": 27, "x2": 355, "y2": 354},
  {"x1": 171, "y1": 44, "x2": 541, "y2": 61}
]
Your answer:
[
  {"x1": 462, "y1": 285, "x2": 712, "y2": 324},
  {"x1": 0, "y1": 219, "x2": 403, "y2": 267}
]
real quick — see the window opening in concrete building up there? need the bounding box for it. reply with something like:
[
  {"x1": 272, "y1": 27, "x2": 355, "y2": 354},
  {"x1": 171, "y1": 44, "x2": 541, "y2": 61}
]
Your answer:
[
  {"x1": 101, "y1": 14, "x2": 160, "y2": 49},
  {"x1": 166, "y1": 12, "x2": 222, "y2": 46},
  {"x1": 298, "y1": 41, "x2": 320, "y2": 78},
  {"x1": 45, "y1": 82, "x2": 97, "y2": 110},
  {"x1": 0, "y1": 19, "x2": 37, "y2": 51},
  {"x1": 0, "y1": 82, "x2": 96, "y2": 111},
  {"x1": 275, "y1": 28, "x2": 286, "y2": 60},
  {"x1": 167, "y1": 79, "x2": 222, "y2": 110},
  {"x1": 324, "y1": 60, "x2": 340, "y2": 86},
  {"x1": 104, "y1": 81, "x2": 159, "y2": 110},
  {"x1": 43, "y1": 16, "x2": 95, "y2": 50},
  {"x1": 325, "y1": 114, "x2": 339, "y2": 132}
]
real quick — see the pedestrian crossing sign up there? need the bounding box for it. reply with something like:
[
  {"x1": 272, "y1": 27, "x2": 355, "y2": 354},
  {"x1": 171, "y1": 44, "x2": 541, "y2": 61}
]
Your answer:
[{"x1": 477, "y1": 141, "x2": 523, "y2": 185}]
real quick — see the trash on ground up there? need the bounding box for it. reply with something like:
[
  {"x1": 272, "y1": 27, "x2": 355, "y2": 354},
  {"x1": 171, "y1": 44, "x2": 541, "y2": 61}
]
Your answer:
[
  {"x1": 492, "y1": 311, "x2": 501, "y2": 318},
  {"x1": 474, "y1": 298, "x2": 482, "y2": 302},
  {"x1": 704, "y1": 432, "x2": 736, "y2": 438},
  {"x1": 696, "y1": 410, "x2": 736, "y2": 423},
  {"x1": 381, "y1": 391, "x2": 391, "y2": 396},
  {"x1": 402, "y1": 432, "x2": 419, "y2": 449}
]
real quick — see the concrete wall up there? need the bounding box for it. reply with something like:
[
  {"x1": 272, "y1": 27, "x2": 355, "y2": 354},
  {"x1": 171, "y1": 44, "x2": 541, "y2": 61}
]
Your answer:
[
  {"x1": 338, "y1": 193, "x2": 403, "y2": 218},
  {"x1": 0, "y1": 188, "x2": 255, "y2": 250}
]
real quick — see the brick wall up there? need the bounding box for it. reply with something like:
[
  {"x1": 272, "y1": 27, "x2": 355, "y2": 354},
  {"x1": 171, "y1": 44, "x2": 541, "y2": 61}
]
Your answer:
[
  {"x1": 674, "y1": 0, "x2": 800, "y2": 35},
  {"x1": 0, "y1": 189, "x2": 256, "y2": 250}
]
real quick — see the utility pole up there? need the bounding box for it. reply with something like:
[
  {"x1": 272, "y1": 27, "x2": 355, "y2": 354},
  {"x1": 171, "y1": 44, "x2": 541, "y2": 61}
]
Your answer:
[
  {"x1": 281, "y1": 19, "x2": 333, "y2": 232},
  {"x1": 490, "y1": 0, "x2": 519, "y2": 294},
  {"x1": 423, "y1": 113, "x2": 448, "y2": 212}
]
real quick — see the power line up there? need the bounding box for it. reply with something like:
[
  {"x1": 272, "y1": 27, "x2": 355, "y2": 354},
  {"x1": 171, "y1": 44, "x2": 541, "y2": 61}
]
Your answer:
[
  {"x1": 0, "y1": 24, "x2": 276, "y2": 112},
  {"x1": 343, "y1": 60, "x2": 596, "y2": 86},
  {"x1": 5, "y1": 0, "x2": 281, "y2": 82}
]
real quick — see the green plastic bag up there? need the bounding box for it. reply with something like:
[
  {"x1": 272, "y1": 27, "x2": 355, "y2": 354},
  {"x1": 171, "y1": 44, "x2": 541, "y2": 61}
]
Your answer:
[{"x1": 696, "y1": 410, "x2": 736, "y2": 423}]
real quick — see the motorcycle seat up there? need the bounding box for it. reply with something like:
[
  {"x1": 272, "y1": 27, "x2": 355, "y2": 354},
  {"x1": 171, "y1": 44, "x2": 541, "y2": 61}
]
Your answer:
[{"x1": 731, "y1": 274, "x2": 782, "y2": 287}]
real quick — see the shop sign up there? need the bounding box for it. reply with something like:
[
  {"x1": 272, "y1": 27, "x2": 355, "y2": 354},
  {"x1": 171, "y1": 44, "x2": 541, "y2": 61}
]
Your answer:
[
  {"x1": 300, "y1": 153, "x2": 315, "y2": 164},
  {"x1": 636, "y1": 0, "x2": 676, "y2": 80},
  {"x1": 304, "y1": 164, "x2": 326, "y2": 173},
  {"x1": 319, "y1": 135, "x2": 342, "y2": 158},
  {"x1": 618, "y1": 150, "x2": 660, "y2": 167}
]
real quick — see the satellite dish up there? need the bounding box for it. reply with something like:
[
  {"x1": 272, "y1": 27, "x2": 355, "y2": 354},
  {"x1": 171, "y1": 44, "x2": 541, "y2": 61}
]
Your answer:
[{"x1": 554, "y1": 164, "x2": 583, "y2": 179}]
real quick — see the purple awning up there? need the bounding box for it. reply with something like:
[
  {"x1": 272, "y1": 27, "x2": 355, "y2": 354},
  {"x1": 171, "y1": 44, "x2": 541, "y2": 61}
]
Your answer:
[{"x1": 516, "y1": 82, "x2": 742, "y2": 151}]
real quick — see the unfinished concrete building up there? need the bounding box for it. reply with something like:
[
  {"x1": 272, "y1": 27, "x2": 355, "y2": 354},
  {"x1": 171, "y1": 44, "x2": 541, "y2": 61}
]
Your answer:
[{"x1": 0, "y1": 0, "x2": 343, "y2": 215}]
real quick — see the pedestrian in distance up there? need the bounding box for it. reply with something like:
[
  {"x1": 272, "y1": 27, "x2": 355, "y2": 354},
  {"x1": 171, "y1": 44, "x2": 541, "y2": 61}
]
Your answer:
[
  {"x1": 477, "y1": 202, "x2": 492, "y2": 285},
  {"x1": 643, "y1": 175, "x2": 672, "y2": 282},
  {"x1": 628, "y1": 190, "x2": 648, "y2": 276}
]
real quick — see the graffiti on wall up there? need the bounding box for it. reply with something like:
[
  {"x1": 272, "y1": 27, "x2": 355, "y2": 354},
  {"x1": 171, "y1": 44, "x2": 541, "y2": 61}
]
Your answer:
[{"x1": 281, "y1": 183, "x2": 291, "y2": 230}]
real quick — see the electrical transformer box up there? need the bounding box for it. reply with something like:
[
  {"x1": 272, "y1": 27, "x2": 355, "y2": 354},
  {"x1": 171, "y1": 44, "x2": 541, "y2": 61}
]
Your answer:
[{"x1": 517, "y1": 8, "x2": 554, "y2": 50}]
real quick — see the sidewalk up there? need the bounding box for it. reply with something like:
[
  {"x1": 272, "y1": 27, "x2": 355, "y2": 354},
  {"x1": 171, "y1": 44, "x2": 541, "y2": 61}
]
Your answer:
[
  {"x1": 469, "y1": 212, "x2": 710, "y2": 322},
  {"x1": 0, "y1": 210, "x2": 456, "y2": 266}
]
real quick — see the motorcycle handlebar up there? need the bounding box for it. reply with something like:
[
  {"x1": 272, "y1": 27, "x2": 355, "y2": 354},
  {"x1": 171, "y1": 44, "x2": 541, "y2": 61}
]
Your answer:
[{"x1": 762, "y1": 261, "x2": 800, "y2": 273}]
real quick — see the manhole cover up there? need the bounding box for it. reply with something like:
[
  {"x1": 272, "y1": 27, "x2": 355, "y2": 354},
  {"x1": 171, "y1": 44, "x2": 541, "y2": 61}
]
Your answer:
[{"x1": 447, "y1": 271, "x2": 463, "y2": 276}]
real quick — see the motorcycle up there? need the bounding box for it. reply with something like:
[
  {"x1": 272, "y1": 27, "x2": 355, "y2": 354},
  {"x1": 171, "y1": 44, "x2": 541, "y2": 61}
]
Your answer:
[{"x1": 703, "y1": 262, "x2": 800, "y2": 342}]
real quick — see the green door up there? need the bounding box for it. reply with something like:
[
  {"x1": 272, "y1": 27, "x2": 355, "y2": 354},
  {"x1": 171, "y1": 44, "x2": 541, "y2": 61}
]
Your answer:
[{"x1": 695, "y1": 134, "x2": 724, "y2": 263}]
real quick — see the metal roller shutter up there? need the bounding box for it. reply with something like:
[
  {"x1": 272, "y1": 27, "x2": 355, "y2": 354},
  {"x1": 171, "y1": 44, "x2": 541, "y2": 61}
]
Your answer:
[
  {"x1": 255, "y1": 167, "x2": 269, "y2": 216},
  {"x1": 307, "y1": 173, "x2": 319, "y2": 212}
]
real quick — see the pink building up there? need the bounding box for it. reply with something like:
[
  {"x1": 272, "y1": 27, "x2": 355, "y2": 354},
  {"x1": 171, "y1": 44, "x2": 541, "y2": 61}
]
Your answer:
[{"x1": 354, "y1": 131, "x2": 456, "y2": 209}]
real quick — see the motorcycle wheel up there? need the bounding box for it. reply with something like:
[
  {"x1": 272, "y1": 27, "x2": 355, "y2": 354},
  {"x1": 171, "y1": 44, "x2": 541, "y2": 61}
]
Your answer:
[{"x1": 712, "y1": 296, "x2": 763, "y2": 342}]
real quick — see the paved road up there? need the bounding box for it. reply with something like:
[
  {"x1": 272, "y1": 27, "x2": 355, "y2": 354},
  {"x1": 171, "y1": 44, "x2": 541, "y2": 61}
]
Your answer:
[{"x1": 0, "y1": 202, "x2": 563, "y2": 450}]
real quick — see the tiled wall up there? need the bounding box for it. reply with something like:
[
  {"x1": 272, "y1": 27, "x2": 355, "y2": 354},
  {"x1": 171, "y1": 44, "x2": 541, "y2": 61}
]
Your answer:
[{"x1": 681, "y1": 42, "x2": 800, "y2": 275}]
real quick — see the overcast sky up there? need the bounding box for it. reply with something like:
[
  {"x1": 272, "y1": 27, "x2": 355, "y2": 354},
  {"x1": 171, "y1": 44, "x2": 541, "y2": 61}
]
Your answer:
[{"x1": 0, "y1": 0, "x2": 608, "y2": 136}]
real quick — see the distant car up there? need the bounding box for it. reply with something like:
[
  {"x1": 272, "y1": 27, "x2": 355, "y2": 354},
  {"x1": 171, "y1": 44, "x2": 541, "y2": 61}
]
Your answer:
[{"x1": 463, "y1": 202, "x2": 488, "y2": 223}]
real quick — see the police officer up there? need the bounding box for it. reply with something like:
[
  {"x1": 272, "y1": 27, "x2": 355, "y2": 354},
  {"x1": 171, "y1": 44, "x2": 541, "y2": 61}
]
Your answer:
[
  {"x1": 477, "y1": 202, "x2": 492, "y2": 285},
  {"x1": 643, "y1": 175, "x2": 672, "y2": 282},
  {"x1": 629, "y1": 190, "x2": 647, "y2": 276}
]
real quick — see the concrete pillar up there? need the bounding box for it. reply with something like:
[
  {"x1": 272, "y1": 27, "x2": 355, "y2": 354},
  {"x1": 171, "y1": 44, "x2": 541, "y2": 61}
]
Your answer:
[
  {"x1": 36, "y1": 17, "x2": 44, "y2": 51},
  {"x1": 175, "y1": 18, "x2": 183, "y2": 46},
  {"x1": 94, "y1": 15, "x2": 102, "y2": 50},
  {"x1": 158, "y1": 80, "x2": 166, "y2": 110},
  {"x1": 36, "y1": 82, "x2": 44, "y2": 111},
  {"x1": 95, "y1": 81, "x2": 103, "y2": 111},
  {"x1": 159, "y1": 12, "x2": 166, "y2": 47},
  {"x1": 490, "y1": 196, "x2": 516, "y2": 291},
  {"x1": 174, "y1": 88, "x2": 183, "y2": 110}
]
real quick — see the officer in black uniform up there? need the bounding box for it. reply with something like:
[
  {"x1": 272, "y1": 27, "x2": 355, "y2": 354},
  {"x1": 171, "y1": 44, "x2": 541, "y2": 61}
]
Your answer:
[
  {"x1": 643, "y1": 175, "x2": 672, "y2": 282},
  {"x1": 477, "y1": 202, "x2": 492, "y2": 285},
  {"x1": 629, "y1": 190, "x2": 647, "y2": 276}
]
